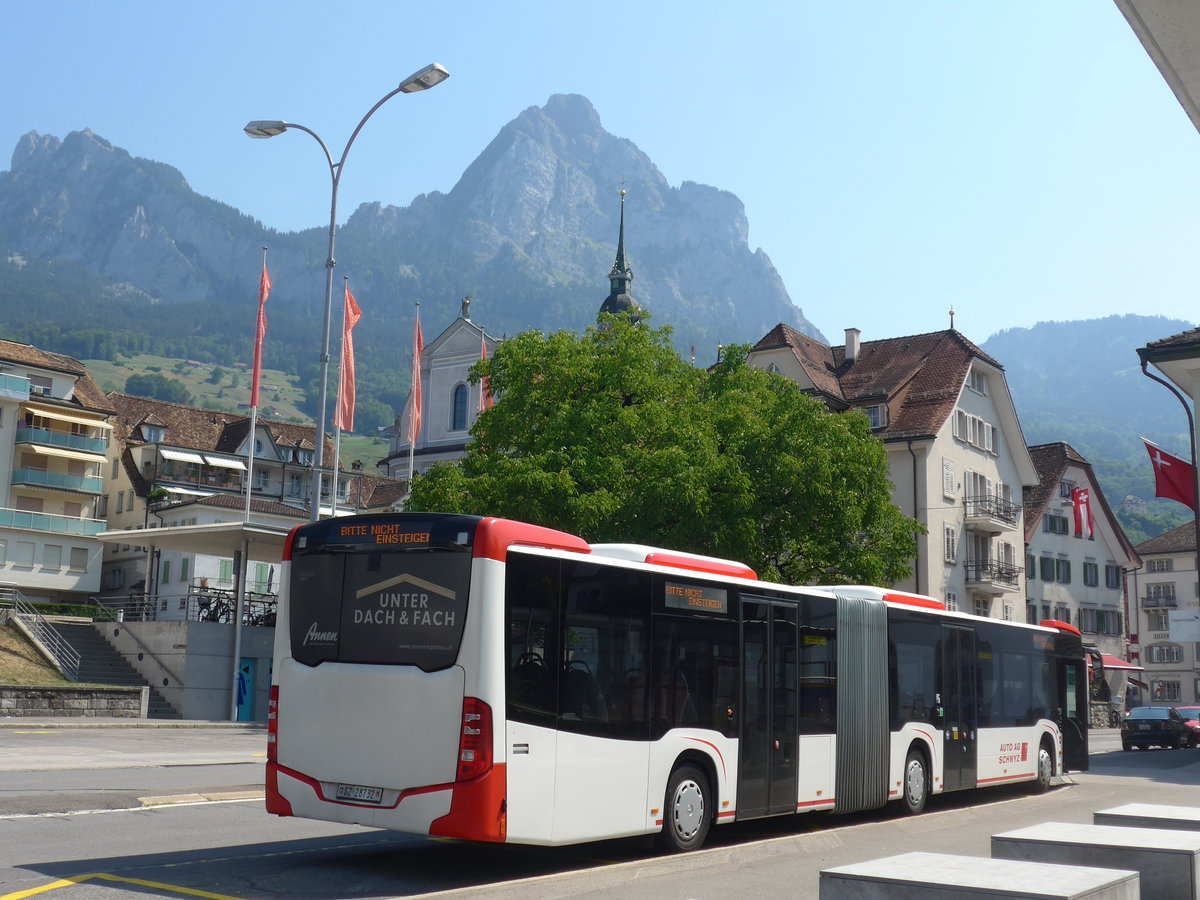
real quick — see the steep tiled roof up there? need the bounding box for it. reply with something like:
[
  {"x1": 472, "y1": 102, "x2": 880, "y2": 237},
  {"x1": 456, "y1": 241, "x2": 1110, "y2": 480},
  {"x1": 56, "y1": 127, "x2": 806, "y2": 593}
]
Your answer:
[
  {"x1": 1145, "y1": 327, "x2": 1200, "y2": 351},
  {"x1": 0, "y1": 339, "x2": 110, "y2": 410},
  {"x1": 1135, "y1": 520, "x2": 1197, "y2": 555},
  {"x1": 1023, "y1": 441, "x2": 1140, "y2": 564},
  {"x1": 753, "y1": 325, "x2": 1001, "y2": 440},
  {"x1": 155, "y1": 492, "x2": 310, "y2": 520}
]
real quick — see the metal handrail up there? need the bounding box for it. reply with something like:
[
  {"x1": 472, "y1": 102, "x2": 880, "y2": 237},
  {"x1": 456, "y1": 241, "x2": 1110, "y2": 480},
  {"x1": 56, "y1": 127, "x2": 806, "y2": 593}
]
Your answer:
[
  {"x1": 963, "y1": 493, "x2": 1022, "y2": 526},
  {"x1": 0, "y1": 586, "x2": 81, "y2": 681}
]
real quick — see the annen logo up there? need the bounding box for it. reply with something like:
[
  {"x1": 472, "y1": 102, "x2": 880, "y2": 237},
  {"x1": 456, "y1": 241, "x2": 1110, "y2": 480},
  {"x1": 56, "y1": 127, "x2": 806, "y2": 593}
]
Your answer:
[{"x1": 303, "y1": 622, "x2": 338, "y2": 645}]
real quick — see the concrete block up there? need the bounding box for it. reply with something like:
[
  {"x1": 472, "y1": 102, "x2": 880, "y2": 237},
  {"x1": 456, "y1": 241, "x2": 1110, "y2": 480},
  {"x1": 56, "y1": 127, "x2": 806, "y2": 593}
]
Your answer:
[
  {"x1": 993, "y1": 821, "x2": 1200, "y2": 900},
  {"x1": 1096, "y1": 804, "x2": 1200, "y2": 832},
  {"x1": 820, "y1": 851, "x2": 1139, "y2": 899}
]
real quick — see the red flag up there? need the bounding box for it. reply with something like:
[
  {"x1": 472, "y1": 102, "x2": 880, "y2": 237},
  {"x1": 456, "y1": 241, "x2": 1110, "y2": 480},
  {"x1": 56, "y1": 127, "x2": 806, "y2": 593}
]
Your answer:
[
  {"x1": 250, "y1": 260, "x2": 271, "y2": 407},
  {"x1": 1144, "y1": 438, "x2": 1197, "y2": 510},
  {"x1": 479, "y1": 330, "x2": 493, "y2": 412},
  {"x1": 1072, "y1": 486, "x2": 1093, "y2": 539},
  {"x1": 334, "y1": 286, "x2": 362, "y2": 432},
  {"x1": 406, "y1": 311, "x2": 424, "y2": 446}
]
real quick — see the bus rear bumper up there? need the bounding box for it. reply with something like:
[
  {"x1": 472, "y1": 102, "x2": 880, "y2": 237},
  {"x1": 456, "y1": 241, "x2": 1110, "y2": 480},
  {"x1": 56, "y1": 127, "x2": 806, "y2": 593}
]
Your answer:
[{"x1": 267, "y1": 760, "x2": 454, "y2": 832}]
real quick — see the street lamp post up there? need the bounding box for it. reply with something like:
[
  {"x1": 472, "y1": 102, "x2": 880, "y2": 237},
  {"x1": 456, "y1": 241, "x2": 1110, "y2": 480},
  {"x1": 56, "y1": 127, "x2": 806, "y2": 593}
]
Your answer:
[{"x1": 244, "y1": 63, "x2": 449, "y2": 521}]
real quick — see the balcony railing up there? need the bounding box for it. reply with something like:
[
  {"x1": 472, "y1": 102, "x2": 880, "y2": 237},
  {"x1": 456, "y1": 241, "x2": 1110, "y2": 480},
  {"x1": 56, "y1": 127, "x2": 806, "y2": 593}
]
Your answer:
[
  {"x1": 1142, "y1": 595, "x2": 1178, "y2": 608},
  {"x1": 963, "y1": 494, "x2": 1021, "y2": 528},
  {"x1": 11, "y1": 468, "x2": 102, "y2": 494},
  {"x1": 0, "y1": 373, "x2": 31, "y2": 399},
  {"x1": 0, "y1": 506, "x2": 105, "y2": 536},
  {"x1": 16, "y1": 425, "x2": 107, "y2": 455},
  {"x1": 965, "y1": 558, "x2": 1022, "y2": 587}
]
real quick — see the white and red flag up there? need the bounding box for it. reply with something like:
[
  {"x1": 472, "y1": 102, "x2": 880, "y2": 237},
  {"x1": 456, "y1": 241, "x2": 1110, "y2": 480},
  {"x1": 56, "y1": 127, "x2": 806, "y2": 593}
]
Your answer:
[
  {"x1": 334, "y1": 285, "x2": 362, "y2": 432},
  {"x1": 1071, "y1": 486, "x2": 1093, "y2": 539},
  {"x1": 479, "y1": 330, "x2": 493, "y2": 412},
  {"x1": 250, "y1": 258, "x2": 271, "y2": 407},
  {"x1": 1143, "y1": 438, "x2": 1197, "y2": 511},
  {"x1": 407, "y1": 310, "x2": 425, "y2": 446}
]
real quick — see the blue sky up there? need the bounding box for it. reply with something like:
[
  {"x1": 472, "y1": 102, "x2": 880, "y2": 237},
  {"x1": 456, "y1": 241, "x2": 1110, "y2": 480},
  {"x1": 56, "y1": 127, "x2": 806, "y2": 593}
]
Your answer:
[{"x1": 4, "y1": 1, "x2": 1199, "y2": 345}]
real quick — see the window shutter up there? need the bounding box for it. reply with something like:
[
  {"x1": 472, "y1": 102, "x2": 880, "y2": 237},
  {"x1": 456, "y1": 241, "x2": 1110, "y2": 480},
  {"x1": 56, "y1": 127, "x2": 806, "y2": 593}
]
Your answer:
[
  {"x1": 944, "y1": 524, "x2": 957, "y2": 562},
  {"x1": 942, "y1": 458, "x2": 956, "y2": 498}
]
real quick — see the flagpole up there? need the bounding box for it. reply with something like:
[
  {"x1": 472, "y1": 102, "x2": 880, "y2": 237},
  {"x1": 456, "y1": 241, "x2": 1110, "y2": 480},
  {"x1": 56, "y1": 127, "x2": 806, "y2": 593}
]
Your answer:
[{"x1": 245, "y1": 246, "x2": 269, "y2": 521}]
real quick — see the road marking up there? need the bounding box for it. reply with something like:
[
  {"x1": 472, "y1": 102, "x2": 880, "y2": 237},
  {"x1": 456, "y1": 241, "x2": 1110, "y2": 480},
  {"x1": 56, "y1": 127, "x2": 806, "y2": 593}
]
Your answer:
[
  {"x1": 0, "y1": 796, "x2": 263, "y2": 821},
  {"x1": 11, "y1": 731, "x2": 61, "y2": 735},
  {"x1": 0, "y1": 873, "x2": 247, "y2": 900}
]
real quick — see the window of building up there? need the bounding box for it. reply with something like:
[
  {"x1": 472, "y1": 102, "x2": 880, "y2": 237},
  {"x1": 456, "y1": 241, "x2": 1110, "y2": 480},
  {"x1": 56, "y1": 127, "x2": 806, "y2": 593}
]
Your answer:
[
  {"x1": 1153, "y1": 680, "x2": 1182, "y2": 702},
  {"x1": 219, "y1": 558, "x2": 234, "y2": 585},
  {"x1": 97, "y1": 495, "x2": 108, "y2": 517},
  {"x1": 974, "y1": 597, "x2": 991, "y2": 618},
  {"x1": 451, "y1": 384, "x2": 469, "y2": 432},
  {"x1": 1042, "y1": 513, "x2": 1069, "y2": 534},
  {"x1": 953, "y1": 410, "x2": 998, "y2": 454},
  {"x1": 42, "y1": 545, "x2": 62, "y2": 570},
  {"x1": 69, "y1": 547, "x2": 88, "y2": 573},
  {"x1": 1105, "y1": 564, "x2": 1122, "y2": 589},
  {"x1": 115, "y1": 492, "x2": 124, "y2": 514},
  {"x1": 1027, "y1": 553, "x2": 1037, "y2": 580},
  {"x1": 1148, "y1": 612, "x2": 1170, "y2": 632},
  {"x1": 1083, "y1": 562, "x2": 1098, "y2": 587},
  {"x1": 1148, "y1": 558, "x2": 1173, "y2": 573},
  {"x1": 111, "y1": 458, "x2": 120, "y2": 478},
  {"x1": 1040, "y1": 556, "x2": 1055, "y2": 581},
  {"x1": 863, "y1": 404, "x2": 887, "y2": 429},
  {"x1": 180, "y1": 557, "x2": 189, "y2": 583},
  {"x1": 161, "y1": 559, "x2": 171, "y2": 585},
  {"x1": 1054, "y1": 603, "x2": 1070, "y2": 623},
  {"x1": 1056, "y1": 558, "x2": 1071, "y2": 584},
  {"x1": 1003, "y1": 603, "x2": 1013, "y2": 622},
  {"x1": 1026, "y1": 602, "x2": 1039, "y2": 625},
  {"x1": 966, "y1": 369, "x2": 988, "y2": 395},
  {"x1": 1147, "y1": 583, "x2": 1176, "y2": 603},
  {"x1": 254, "y1": 470, "x2": 269, "y2": 490},
  {"x1": 0, "y1": 540, "x2": 6, "y2": 565},
  {"x1": 13, "y1": 542, "x2": 34, "y2": 567},
  {"x1": 1059, "y1": 480, "x2": 1074, "y2": 499},
  {"x1": 143, "y1": 424, "x2": 165, "y2": 442},
  {"x1": 945, "y1": 592, "x2": 959, "y2": 612},
  {"x1": 942, "y1": 458, "x2": 956, "y2": 498},
  {"x1": 1147, "y1": 644, "x2": 1184, "y2": 664},
  {"x1": 28, "y1": 375, "x2": 52, "y2": 397},
  {"x1": 943, "y1": 524, "x2": 956, "y2": 563},
  {"x1": 1078, "y1": 607, "x2": 1097, "y2": 633}
]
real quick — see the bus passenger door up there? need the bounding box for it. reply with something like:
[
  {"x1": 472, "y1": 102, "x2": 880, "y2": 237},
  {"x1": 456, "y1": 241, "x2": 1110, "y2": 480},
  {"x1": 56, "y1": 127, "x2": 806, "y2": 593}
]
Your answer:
[
  {"x1": 738, "y1": 599, "x2": 798, "y2": 818},
  {"x1": 1057, "y1": 656, "x2": 1089, "y2": 772},
  {"x1": 940, "y1": 624, "x2": 977, "y2": 792}
]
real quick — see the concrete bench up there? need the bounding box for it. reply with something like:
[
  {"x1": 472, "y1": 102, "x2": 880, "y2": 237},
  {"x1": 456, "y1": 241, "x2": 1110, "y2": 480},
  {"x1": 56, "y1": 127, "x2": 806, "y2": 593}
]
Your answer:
[
  {"x1": 993, "y1": 821, "x2": 1200, "y2": 900},
  {"x1": 1095, "y1": 804, "x2": 1200, "y2": 832},
  {"x1": 819, "y1": 851, "x2": 1139, "y2": 899}
]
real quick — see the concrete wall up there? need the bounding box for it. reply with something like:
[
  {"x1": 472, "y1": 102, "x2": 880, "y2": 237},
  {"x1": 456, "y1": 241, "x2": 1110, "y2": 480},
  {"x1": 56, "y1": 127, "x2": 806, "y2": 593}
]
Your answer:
[
  {"x1": 0, "y1": 685, "x2": 147, "y2": 717},
  {"x1": 98, "y1": 620, "x2": 274, "y2": 722}
]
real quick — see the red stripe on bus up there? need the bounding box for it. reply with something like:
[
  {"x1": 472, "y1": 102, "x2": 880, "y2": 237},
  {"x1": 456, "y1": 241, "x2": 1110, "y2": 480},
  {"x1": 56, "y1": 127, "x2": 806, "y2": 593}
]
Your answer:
[
  {"x1": 683, "y1": 736, "x2": 728, "y2": 781},
  {"x1": 977, "y1": 773, "x2": 1033, "y2": 786},
  {"x1": 473, "y1": 518, "x2": 591, "y2": 562},
  {"x1": 797, "y1": 799, "x2": 835, "y2": 808},
  {"x1": 644, "y1": 552, "x2": 757, "y2": 580},
  {"x1": 1040, "y1": 618, "x2": 1081, "y2": 635},
  {"x1": 281, "y1": 524, "x2": 305, "y2": 562},
  {"x1": 717, "y1": 810, "x2": 737, "y2": 819},
  {"x1": 882, "y1": 592, "x2": 945, "y2": 610}
]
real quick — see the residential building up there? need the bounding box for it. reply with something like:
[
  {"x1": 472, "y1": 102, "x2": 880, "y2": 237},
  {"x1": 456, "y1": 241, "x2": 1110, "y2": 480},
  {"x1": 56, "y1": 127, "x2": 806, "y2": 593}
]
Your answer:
[
  {"x1": 1128, "y1": 523, "x2": 1199, "y2": 707},
  {"x1": 746, "y1": 325, "x2": 1037, "y2": 616},
  {"x1": 1023, "y1": 442, "x2": 1141, "y2": 706},
  {"x1": 101, "y1": 392, "x2": 406, "y2": 609},
  {"x1": 0, "y1": 340, "x2": 111, "y2": 604}
]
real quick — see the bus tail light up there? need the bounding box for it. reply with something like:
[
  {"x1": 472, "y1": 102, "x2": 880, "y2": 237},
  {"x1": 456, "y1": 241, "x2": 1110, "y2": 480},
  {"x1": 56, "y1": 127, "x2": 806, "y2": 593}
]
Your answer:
[
  {"x1": 457, "y1": 697, "x2": 492, "y2": 782},
  {"x1": 267, "y1": 685, "x2": 279, "y2": 763}
]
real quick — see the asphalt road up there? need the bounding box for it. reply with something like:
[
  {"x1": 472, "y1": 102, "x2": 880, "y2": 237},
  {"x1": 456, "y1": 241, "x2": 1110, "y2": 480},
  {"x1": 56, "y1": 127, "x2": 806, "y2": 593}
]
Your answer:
[{"x1": 0, "y1": 725, "x2": 1196, "y2": 900}]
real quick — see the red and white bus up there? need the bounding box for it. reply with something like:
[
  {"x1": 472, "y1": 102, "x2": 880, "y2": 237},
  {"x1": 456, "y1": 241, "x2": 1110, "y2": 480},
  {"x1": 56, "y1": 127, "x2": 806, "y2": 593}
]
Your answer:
[{"x1": 267, "y1": 513, "x2": 1089, "y2": 851}]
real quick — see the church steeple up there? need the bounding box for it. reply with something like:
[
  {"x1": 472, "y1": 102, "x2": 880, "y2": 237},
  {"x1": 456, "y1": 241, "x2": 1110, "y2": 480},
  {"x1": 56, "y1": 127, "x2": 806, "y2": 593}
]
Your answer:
[{"x1": 599, "y1": 189, "x2": 639, "y2": 321}]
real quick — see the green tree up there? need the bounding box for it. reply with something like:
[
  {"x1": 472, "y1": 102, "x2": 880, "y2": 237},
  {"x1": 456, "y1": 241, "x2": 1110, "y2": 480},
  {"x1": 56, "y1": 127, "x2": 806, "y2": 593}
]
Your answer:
[
  {"x1": 124, "y1": 373, "x2": 192, "y2": 405},
  {"x1": 407, "y1": 317, "x2": 918, "y2": 585},
  {"x1": 208, "y1": 366, "x2": 226, "y2": 385}
]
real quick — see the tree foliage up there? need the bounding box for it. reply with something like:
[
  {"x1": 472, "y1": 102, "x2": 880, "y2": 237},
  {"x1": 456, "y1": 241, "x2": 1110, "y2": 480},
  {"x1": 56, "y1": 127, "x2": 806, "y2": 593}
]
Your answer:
[
  {"x1": 124, "y1": 373, "x2": 192, "y2": 405},
  {"x1": 407, "y1": 317, "x2": 919, "y2": 585}
]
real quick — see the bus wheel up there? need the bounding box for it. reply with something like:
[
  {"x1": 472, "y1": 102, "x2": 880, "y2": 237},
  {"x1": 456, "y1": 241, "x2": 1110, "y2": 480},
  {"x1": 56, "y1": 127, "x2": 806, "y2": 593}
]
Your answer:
[
  {"x1": 657, "y1": 765, "x2": 711, "y2": 852},
  {"x1": 1033, "y1": 742, "x2": 1053, "y2": 793},
  {"x1": 902, "y1": 749, "x2": 928, "y2": 815}
]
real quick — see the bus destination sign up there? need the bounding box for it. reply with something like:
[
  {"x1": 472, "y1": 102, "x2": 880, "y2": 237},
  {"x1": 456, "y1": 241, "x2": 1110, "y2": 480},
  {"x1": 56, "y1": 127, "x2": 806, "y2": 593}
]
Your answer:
[
  {"x1": 337, "y1": 522, "x2": 431, "y2": 546},
  {"x1": 664, "y1": 582, "x2": 728, "y2": 615}
]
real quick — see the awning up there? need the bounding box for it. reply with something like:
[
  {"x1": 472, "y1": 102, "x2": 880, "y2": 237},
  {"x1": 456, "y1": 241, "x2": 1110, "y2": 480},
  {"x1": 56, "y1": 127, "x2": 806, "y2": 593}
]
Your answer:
[
  {"x1": 29, "y1": 444, "x2": 103, "y2": 463},
  {"x1": 1129, "y1": 678, "x2": 1149, "y2": 689},
  {"x1": 166, "y1": 486, "x2": 218, "y2": 497},
  {"x1": 160, "y1": 448, "x2": 206, "y2": 465},
  {"x1": 1088, "y1": 654, "x2": 1144, "y2": 672},
  {"x1": 205, "y1": 456, "x2": 247, "y2": 471},
  {"x1": 24, "y1": 405, "x2": 113, "y2": 430}
]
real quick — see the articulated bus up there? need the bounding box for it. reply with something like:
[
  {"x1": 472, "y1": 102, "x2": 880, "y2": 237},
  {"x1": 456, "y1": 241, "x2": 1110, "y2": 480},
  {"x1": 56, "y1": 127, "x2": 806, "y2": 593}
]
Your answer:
[{"x1": 267, "y1": 513, "x2": 1089, "y2": 851}]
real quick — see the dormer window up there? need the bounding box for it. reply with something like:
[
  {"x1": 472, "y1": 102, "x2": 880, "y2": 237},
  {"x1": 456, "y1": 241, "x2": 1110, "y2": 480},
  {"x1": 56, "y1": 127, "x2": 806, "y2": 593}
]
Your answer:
[
  {"x1": 143, "y1": 425, "x2": 165, "y2": 443},
  {"x1": 863, "y1": 404, "x2": 887, "y2": 429}
]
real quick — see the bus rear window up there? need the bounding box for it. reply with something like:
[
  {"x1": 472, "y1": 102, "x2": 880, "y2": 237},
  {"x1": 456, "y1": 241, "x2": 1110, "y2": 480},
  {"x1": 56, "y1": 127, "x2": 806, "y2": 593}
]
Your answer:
[{"x1": 289, "y1": 548, "x2": 472, "y2": 671}]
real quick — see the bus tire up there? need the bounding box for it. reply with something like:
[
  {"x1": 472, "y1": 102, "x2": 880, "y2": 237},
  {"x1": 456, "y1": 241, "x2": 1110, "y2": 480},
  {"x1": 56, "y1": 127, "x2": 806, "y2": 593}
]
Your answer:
[
  {"x1": 902, "y1": 748, "x2": 928, "y2": 815},
  {"x1": 1033, "y1": 740, "x2": 1054, "y2": 793},
  {"x1": 657, "y1": 765, "x2": 711, "y2": 853}
]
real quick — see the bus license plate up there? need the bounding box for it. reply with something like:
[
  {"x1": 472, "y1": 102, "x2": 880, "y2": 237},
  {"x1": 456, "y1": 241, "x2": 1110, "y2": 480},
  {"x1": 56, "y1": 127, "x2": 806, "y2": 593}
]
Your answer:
[{"x1": 335, "y1": 783, "x2": 384, "y2": 804}]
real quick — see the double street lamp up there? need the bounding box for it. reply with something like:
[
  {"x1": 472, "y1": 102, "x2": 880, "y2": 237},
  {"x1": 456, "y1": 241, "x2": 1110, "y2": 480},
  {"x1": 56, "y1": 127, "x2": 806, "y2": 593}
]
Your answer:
[{"x1": 244, "y1": 62, "x2": 450, "y2": 521}]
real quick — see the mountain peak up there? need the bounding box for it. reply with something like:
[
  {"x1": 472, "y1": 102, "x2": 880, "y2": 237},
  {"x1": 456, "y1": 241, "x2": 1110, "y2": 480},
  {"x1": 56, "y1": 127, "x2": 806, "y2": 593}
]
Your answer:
[{"x1": 540, "y1": 93, "x2": 603, "y2": 135}]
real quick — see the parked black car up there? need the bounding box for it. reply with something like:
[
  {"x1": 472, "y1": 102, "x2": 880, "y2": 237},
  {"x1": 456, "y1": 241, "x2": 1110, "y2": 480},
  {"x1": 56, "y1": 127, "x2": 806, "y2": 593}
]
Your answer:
[{"x1": 1122, "y1": 706, "x2": 1196, "y2": 750}]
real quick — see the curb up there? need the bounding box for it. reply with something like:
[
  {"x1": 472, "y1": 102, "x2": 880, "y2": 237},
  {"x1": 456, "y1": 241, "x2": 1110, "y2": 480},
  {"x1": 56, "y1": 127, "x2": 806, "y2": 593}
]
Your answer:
[{"x1": 0, "y1": 718, "x2": 265, "y2": 729}]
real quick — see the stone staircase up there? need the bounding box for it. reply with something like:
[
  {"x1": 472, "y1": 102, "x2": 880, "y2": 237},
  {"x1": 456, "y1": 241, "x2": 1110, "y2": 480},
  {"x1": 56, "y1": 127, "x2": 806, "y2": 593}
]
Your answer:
[{"x1": 53, "y1": 623, "x2": 179, "y2": 719}]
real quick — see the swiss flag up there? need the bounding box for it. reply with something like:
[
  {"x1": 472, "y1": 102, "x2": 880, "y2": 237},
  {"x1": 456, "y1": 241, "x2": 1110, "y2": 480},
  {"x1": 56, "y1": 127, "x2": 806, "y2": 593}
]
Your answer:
[
  {"x1": 1144, "y1": 438, "x2": 1197, "y2": 511},
  {"x1": 1072, "y1": 487, "x2": 1093, "y2": 539}
]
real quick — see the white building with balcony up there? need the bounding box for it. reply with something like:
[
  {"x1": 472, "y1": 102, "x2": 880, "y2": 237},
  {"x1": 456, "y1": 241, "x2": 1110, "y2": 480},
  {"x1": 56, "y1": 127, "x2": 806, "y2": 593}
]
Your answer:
[
  {"x1": 746, "y1": 325, "x2": 1036, "y2": 616},
  {"x1": 0, "y1": 340, "x2": 110, "y2": 603},
  {"x1": 1128, "y1": 522, "x2": 1199, "y2": 707}
]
